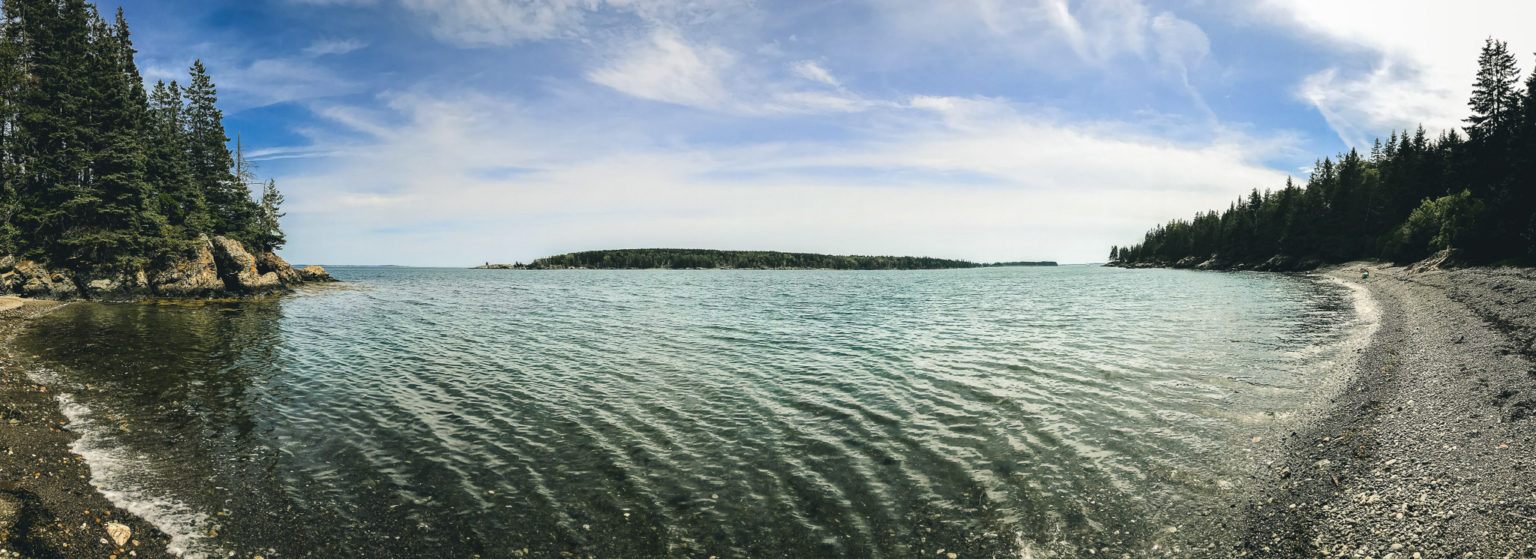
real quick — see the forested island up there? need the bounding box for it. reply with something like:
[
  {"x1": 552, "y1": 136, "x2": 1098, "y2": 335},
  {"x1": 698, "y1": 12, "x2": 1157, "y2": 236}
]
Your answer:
[
  {"x1": 477, "y1": 249, "x2": 987, "y2": 270},
  {"x1": 982, "y1": 261, "x2": 1058, "y2": 267},
  {"x1": 1110, "y1": 39, "x2": 1536, "y2": 271},
  {"x1": 0, "y1": 1, "x2": 330, "y2": 297}
]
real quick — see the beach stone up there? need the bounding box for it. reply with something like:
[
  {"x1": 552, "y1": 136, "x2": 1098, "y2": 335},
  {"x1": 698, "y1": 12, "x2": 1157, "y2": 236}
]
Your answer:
[{"x1": 106, "y1": 521, "x2": 131, "y2": 547}]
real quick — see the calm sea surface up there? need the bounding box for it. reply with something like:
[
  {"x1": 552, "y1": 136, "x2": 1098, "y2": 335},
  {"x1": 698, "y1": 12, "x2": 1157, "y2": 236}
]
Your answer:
[{"x1": 18, "y1": 266, "x2": 1367, "y2": 557}]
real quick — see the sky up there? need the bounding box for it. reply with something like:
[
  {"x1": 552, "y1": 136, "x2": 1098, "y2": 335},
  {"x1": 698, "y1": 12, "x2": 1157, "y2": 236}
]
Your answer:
[{"x1": 105, "y1": 0, "x2": 1536, "y2": 266}]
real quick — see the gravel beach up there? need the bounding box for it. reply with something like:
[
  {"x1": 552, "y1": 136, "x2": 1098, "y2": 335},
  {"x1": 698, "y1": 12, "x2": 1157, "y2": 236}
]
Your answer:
[
  {"x1": 0, "y1": 298, "x2": 172, "y2": 559},
  {"x1": 1230, "y1": 264, "x2": 1536, "y2": 557}
]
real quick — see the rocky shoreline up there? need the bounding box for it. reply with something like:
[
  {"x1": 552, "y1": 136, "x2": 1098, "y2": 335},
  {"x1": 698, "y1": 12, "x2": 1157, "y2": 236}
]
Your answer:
[
  {"x1": 1216, "y1": 263, "x2": 1536, "y2": 557},
  {"x1": 1, "y1": 235, "x2": 335, "y2": 301},
  {"x1": 0, "y1": 298, "x2": 175, "y2": 558}
]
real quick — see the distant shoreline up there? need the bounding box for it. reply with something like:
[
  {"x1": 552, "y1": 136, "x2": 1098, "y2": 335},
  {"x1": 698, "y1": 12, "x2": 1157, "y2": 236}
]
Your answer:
[{"x1": 476, "y1": 248, "x2": 1056, "y2": 270}]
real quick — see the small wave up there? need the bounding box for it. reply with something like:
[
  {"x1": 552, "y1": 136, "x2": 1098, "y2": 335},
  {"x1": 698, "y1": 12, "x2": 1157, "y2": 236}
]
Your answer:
[{"x1": 51, "y1": 390, "x2": 215, "y2": 558}]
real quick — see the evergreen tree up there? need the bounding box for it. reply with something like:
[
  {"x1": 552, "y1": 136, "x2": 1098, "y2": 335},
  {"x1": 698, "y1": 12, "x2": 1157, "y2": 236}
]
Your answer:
[
  {"x1": 255, "y1": 179, "x2": 285, "y2": 251},
  {"x1": 147, "y1": 79, "x2": 207, "y2": 239},
  {"x1": 62, "y1": 7, "x2": 162, "y2": 270},
  {"x1": 184, "y1": 59, "x2": 257, "y2": 245},
  {"x1": 1466, "y1": 38, "x2": 1523, "y2": 140},
  {"x1": 0, "y1": 6, "x2": 20, "y2": 252},
  {"x1": 12, "y1": 0, "x2": 93, "y2": 262}
]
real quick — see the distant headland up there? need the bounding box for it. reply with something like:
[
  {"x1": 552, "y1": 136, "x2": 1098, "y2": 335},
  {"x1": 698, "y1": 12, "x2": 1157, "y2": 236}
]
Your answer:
[{"x1": 474, "y1": 249, "x2": 1058, "y2": 270}]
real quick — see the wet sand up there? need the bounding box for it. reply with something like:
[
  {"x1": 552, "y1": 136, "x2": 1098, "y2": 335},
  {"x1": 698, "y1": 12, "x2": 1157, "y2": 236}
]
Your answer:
[{"x1": 0, "y1": 298, "x2": 172, "y2": 558}]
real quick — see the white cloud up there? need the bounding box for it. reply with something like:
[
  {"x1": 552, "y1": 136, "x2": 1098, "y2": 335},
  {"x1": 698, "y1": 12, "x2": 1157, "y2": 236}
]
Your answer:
[
  {"x1": 791, "y1": 60, "x2": 841, "y2": 88},
  {"x1": 586, "y1": 30, "x2": 879, "y2": 115},
  {"x1": 304, "y1": 38, "x2": 369, "y2": 56},
  {"x1": 587, "y1": 30, "x2": 736, "y2": 109},
  {"x1": 1259, "y1": 0, "x2": 1536, "y2": 145}
]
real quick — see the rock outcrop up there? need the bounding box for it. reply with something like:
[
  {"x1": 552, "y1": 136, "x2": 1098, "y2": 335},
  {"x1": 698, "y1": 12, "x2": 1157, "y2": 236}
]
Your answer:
[
  {"x1": 296, "y1": 265, "x2": 336, "y2": 282},
  {"x1": 209, "y1": 236, "x2": 281, "y2": 292},
  {"x1": 258, "y1": 251, "x2": 303, "y2": 285},
  {"x1": 151, "y1": 236, "x2": 226, "y2": 297},
  {"x1": 0, "y1": 234, "x2": 334, "y2": 300}
]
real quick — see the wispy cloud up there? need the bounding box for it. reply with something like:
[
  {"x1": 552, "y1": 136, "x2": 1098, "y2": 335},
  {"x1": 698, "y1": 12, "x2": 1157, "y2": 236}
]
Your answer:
[
  {"x1": 587, "y1": 30, "x2": 736, "y2": 110},
  {"x1": 304, "y1": 38, "x2": 368, "y2": 57}
]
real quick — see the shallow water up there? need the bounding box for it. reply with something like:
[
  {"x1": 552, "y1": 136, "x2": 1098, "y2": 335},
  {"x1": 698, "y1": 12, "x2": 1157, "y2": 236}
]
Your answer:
[{"x1": 20, "y1": 266, "x2": 1364, "y2": 557}]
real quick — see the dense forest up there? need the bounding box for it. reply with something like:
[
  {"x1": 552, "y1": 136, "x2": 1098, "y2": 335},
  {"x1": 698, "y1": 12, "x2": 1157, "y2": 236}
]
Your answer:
[
  {"x1": 492, "y1": 249, "x2": 981, "y2": 270},
  {"x1": 0, "y1": 0, "x2": 283, "y2": 277},
  {"x1": 1111, "y1": 39, "x2": 1536, "y2": 269}
]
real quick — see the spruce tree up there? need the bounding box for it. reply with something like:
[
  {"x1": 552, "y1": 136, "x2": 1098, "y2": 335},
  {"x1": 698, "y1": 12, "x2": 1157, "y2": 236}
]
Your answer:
[
  {"x1": 62, "y1": 8, "x2": 162, "y2": 271},
  {"x1": 1466, "y1": 38, "x2": 1522, "y2": 140},
  {"x1": 256, "y1": 179, "x2": 285, "y2": 251},
  {"x1": 14, "y1": 0, "x2": 93, "y2": 262},
  {"x1": 184, "y1": 60, "x2": 257, "y2": 246},
  {"x1": 147, "y1": 80, "x2": 207, "y2": 240}
]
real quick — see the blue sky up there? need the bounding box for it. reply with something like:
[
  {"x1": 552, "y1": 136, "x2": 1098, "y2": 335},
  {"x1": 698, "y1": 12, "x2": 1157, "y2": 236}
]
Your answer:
[{"x1": 109, "y1": 0, "x2": 1536, "y2": 265}]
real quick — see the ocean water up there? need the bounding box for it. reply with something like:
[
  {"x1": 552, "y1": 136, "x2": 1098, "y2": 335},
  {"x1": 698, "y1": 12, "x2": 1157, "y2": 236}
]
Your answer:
[{"x1": 18, "y1": 266, "x2": 1368, "y2": 557}]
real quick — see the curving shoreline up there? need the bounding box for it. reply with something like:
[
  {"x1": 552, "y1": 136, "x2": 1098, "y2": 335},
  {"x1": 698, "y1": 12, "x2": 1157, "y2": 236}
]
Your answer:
[
  {"x1": 0, "y1": 298, "x2": 174, "y2": 558},
  {"x1": 1229, "y1": 264, "x2": 1536, "y2": 556}
]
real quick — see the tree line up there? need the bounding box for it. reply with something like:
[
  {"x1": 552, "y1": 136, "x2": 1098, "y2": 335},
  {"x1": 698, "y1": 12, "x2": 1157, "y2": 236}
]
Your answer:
[
  {"x1": 512, "y1": 249, "x2": 981, "y2": 270},
  {"x1": 1111, "y1": 38, "x2": 1536, "y2": 268},
  {"x1": 0, "y1": 0, "x2": 283, "y2": 276}
]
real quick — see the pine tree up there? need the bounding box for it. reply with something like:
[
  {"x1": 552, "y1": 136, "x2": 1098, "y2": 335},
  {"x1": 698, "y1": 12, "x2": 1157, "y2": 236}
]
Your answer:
[{"x1": 1466, "y1": 38, "x2": 1522, "y2": 140}]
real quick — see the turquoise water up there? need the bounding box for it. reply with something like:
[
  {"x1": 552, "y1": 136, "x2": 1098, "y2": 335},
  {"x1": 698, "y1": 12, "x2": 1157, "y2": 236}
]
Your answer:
[{"x1": 19, "y1": 266, "x2": 1364, "y2": 557}]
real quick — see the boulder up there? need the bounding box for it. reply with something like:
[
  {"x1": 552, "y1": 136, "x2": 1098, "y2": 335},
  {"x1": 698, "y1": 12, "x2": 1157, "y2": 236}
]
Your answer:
[
  {"x1": 86, "y1": 278, "x2": 119, "y2": 296},
  {"x1": 10, "y1": 260, "x2": 74, "y2": 299},
  {"x1": 152, "y1": 236, "x2": 225, "y2": 296},
  {"x1": 209, "y1": 236, "x2": 282, "y2": 292},
  {"x1": 296, "y1": 265, "x2": 336, "y2": 282},
  {"x1": 257, "y1": 251, "x2": 303, "y2": 285},
  {"x1": 0, "y1": 255, "x2": 16, "y2": 274}
]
